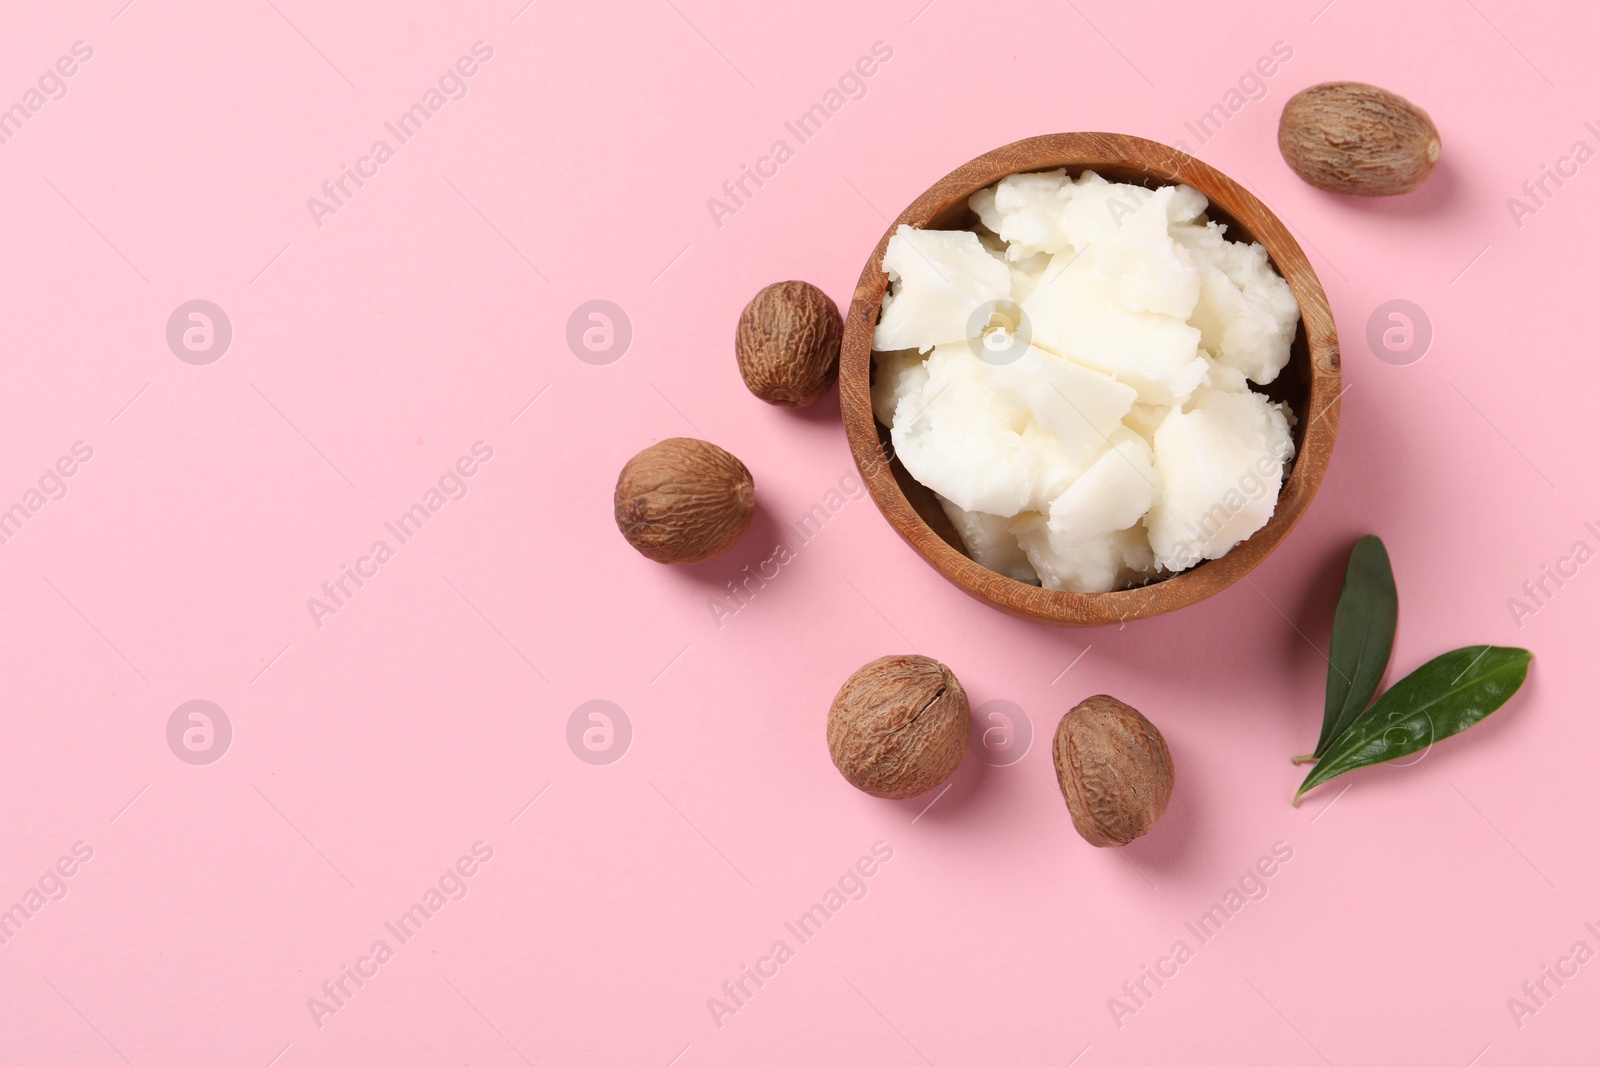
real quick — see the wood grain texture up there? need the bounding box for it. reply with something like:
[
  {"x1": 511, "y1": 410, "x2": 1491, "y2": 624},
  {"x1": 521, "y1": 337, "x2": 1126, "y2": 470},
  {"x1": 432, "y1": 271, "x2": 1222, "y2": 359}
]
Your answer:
[{"x1": 838, "y1": 133, "x2": 1341, "y2": 626}]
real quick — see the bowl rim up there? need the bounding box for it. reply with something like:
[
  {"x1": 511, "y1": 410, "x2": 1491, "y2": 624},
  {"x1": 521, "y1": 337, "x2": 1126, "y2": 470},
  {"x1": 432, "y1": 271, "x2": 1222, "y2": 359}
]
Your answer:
[{"x1": 838, "y1": 132, "x2": 1342, "y2": 626}]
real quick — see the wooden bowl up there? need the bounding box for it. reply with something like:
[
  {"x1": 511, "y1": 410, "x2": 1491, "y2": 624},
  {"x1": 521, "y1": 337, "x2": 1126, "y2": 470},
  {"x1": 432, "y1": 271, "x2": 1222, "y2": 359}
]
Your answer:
[{"x1": 839, "y1": 133, "x2": 1341, "y2": 626}]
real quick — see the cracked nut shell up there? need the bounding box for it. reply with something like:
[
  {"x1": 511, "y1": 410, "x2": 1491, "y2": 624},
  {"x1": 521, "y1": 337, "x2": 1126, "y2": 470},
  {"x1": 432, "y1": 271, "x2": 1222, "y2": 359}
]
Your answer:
[
  {"x1": 736, "y1": 280, "x2": 843, "y2": 407},
  {"x1": 828, "y1": 654, "x2": 970, "y2": 799},
  {"x1": 613, "y1": 438, "x2": 755, "y2": 564},
  {"x1": 1053, "y1": 695, "x2": 1174, "y2": 847},
  {"x1": 1278, "y1": 81, "x2": 1440, "y2": 196}
]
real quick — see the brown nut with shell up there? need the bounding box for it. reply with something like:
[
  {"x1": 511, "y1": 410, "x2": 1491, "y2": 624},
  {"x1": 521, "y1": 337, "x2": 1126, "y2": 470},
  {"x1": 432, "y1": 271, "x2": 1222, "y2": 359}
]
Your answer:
[
  {"x1": 736, "y1": 281, "x2": 843, "y2": 407},
  {"x1": 613, "y1": 437, "x2": 754, "y2": 564},
  {"x1": 1277, "y1": 81, "x2": 1440, "y2": 196},
  {"x1": 828, "y1": 654, "x2": 970, "y2": 799},
  {"x1": 1053, "y1": 695, "x2": 1174, "y2": 847}
]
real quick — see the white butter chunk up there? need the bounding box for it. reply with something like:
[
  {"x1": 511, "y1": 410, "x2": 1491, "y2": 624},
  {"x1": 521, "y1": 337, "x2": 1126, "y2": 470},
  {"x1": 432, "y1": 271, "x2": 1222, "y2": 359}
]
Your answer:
[
  {"x1": 1145, "y1": 387, "x2": 1296, "y2": 571},
  {"x1": 873, "y1": 226, "x2": 1012, "y2": 354},
  {"x1": 937, "y1": 495, "x2": 1039, "y2": 584}
]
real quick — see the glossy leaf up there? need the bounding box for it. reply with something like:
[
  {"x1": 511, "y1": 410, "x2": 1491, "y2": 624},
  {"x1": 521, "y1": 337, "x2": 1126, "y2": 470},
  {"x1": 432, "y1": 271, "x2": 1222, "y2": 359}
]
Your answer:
[
  {"x1": 1312, "y1": 535, "x2": 1398, "y2": 758},
  {"x1": 1295, "y1": 646, "x2": 1532, "y2": 804}
]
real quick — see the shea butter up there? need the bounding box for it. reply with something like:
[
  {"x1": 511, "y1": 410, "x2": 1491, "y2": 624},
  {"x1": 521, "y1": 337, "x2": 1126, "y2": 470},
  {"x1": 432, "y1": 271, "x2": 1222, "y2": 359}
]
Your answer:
[{"x1": 871, "y1": 170, "x2": 1300, "y2": 592}]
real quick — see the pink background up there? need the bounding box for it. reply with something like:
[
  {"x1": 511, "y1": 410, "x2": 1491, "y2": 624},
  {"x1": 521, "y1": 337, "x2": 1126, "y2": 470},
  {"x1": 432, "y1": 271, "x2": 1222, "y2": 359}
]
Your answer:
[{"x1": 2, "y1": 0, "x2": 1596, "y2": 1063}]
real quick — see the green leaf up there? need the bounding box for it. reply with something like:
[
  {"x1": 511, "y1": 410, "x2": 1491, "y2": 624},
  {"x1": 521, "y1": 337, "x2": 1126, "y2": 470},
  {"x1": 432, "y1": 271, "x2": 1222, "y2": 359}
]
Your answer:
[
  {"x1": 1294, "y1": 646, "x2": 1532, "y2": 805},
  {"x1": 1312, "y1": 535, "x2": 1398, "y2": 759}
]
